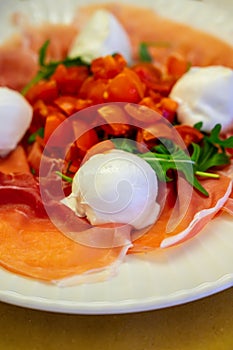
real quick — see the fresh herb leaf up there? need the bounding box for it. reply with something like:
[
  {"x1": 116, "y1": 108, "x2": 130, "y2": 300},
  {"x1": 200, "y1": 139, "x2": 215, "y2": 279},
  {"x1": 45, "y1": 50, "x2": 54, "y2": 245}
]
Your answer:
[
  {"x1": 39, "y1": 39, "x2": 50, "y2": 66},
  {"x1": 21, "y1": 71, "x2": 47, "y2": 95},
  {"x1": 191, "y1": 124, "x2": 233, "y2": 172},
  {"x1": 206, "y1": 124, "x2": 233, "y2": 149},
  {"x1": 112, "y1": 138, "x2": 210, "y2": 196},
  {"x1": 21, "y1": 40, "x2": 90, "y2": 95},
  {"x1": 112, "y1": 122, "x2": 233, "y2": 197},
  {"x1": 194, "y1": 143, "x2": 230, "y2": 171},
  {"x1": 111, "y1": 138, "x2": 138, "y2": 153},
  {"x1": 28, "y1": 127, "x2": 44, "y2": 144},
  {"x1": 138, "y1": 42, "x2": 153, "y2": 62},
  {"x1": 193, "y1": 121, "x2": 203, "y2": 131},
  {"x1": 195, "y1": 171, "x2": 219, "y2": 179},
  {"x1": 140, "y1": 146, "x2": 209, "y2": 196},
  {"x1": 55, "y1": 171, "x2": 73, "y2": 183},
  {"x1": 138, "y1": 41, "x2": 171, "y2": 62}
]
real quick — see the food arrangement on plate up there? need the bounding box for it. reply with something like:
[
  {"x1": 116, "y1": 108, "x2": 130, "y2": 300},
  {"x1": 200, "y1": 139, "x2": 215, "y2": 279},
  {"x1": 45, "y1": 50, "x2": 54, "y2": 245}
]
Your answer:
[{"x1": 0, "y1": 2, "x2": 233, "y2": 288}]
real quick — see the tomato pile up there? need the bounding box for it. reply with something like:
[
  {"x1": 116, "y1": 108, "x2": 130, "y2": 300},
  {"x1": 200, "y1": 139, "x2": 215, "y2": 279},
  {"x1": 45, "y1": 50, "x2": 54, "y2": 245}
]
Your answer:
[{"x1": 24, "y1": 52, "x2": 198, "y2": 176}]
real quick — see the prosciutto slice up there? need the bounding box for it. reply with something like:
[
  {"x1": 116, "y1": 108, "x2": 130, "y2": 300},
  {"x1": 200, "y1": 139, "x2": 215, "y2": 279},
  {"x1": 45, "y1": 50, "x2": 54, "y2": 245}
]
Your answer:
[
  {"x1": 221, "y1": 189, "x2": 233, "y2": 216},
  {"x1": 0, "y1": 170, "x2": 232, "y2": 284},
  {"x1": 0, "y1": 172, "x2": 132, "y2": 285},
  {"x1": 130, "y1": 175, "x2": 232, "y2": 252}
]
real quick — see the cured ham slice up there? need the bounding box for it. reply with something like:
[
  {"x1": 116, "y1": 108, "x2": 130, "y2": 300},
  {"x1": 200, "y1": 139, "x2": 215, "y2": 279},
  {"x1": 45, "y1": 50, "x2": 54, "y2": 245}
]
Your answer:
[
  {"x1": 219, "y1": 162, "x2": 233, "y2": 216},
  {"x1": 221, "y1": 188, "x2": 233, "y2": 216},
  {"x1": 130, "y1": 175, "x2": 232, "y2": 252},
  {"x1": 0, "y1": 25, "x2": 77, "y2": 91},
  {"x1": 0, "y1": 172, "x2": 131, "y2": 285},
  {"x1": 0, "y1": 172, "x2": 46, "y2": 216},
  {"x1": 222, "y1": 197, "x2": 233, "y2": 216},
  {"x1": 0, "y1": 46, "x2": 37, "y2": 91}
]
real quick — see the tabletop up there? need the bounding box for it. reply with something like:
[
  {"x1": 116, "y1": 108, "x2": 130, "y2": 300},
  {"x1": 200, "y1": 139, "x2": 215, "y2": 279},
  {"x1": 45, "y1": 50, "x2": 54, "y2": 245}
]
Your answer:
[{"x1": 0, "y1": 287, "x2": 232, "y2": 350}]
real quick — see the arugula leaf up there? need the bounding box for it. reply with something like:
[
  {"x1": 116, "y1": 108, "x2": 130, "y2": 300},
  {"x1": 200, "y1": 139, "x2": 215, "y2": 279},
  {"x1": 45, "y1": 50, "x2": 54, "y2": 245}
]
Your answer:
[
  {"x1": 39, "y1": 39, "x2": 50, "y2": 66},
  {"x1": 193, "y1": 121, "x2": 203, "y2": 131},
  {"x1": 141, "y1": 146, "x2": 209, "y2": 196},
  {"x1": 112, "y1": 138, "x2": 209, "y2": 196},
  {"x1": 191, "y1": 124, "x2": 233, "y2": 172},
  {"x1": 206, "y1": 124, "x2": 233, "y2": 149},
  {"x1": 138, "y1": 42, "x2": 153, "y2": 62},
  {"x1": 21, "y1": 40, "x2": 89, "y2": 95},
  {"x1": 21, "y1": 71, "x2": 47, "y2": 96},
  {"x1": 111, "y1": 138, "x2": 138, "y2": 153},
  {"x1": 27, "y1": 127, "x2": 44, "y2": 144},
  {"x1": 192, "y1": 142, "x2": 230, "y2": 172},
  {"x1": 55, "y1": 171, "x2": 73, "y2": 183},
  {"x1": 138, "y1": 41, "x2": 171, "y2": 63}
]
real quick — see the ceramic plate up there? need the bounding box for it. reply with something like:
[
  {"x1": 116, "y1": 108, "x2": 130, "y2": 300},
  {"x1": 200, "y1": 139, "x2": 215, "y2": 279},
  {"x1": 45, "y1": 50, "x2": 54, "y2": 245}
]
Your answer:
[{"x1": 0, "y1": 0, "x2": 232, "y2": 314}]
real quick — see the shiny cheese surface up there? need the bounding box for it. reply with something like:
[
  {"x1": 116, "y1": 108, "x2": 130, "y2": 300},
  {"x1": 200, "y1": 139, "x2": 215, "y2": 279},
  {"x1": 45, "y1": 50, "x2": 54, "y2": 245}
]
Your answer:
[
  {"x1": 0, "y1": 87, "x2": 33, "y2": 157},
  {"x1": 170, "y1": 66, "x2": 233, "y2": 132},
  {"x1": 68, "y1": 9, "x2": 132, "y2": 63},
  {"x1": 63, "y1": 149, "x2": 160, "y2": 230}
]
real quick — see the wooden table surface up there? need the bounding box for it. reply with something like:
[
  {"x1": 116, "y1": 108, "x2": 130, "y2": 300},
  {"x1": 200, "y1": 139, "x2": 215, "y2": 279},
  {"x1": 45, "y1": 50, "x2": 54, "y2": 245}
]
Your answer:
[{"x1": 0, "y1": 287, "x2": 232, "y2": 350}]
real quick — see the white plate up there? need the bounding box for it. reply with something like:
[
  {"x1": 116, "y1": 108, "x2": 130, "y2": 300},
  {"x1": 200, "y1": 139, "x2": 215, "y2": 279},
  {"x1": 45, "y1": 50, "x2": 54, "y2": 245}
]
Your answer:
[{"x1": 0, "y1": 0, "x2": 233, "y2": 314}]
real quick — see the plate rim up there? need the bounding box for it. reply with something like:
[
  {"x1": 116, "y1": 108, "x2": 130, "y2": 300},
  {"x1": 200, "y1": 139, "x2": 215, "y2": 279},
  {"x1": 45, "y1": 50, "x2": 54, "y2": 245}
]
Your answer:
[
  {"x1": 0, "y1": 0, "x2": 233, "y2": 314},
  {"x1": 0, "y1": 272, "x2": 232, "y2": 314}
]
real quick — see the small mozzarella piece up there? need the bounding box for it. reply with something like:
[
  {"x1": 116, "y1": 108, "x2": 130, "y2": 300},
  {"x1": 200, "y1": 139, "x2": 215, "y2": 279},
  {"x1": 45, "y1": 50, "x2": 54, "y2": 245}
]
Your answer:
[
  {"x1": 68, "y1": 9, "x2": 132, "y2": 63},
  {"x1": 169, "y1": 66, "x2": 233, "y2": 132},
  {"x1": 63, "y1": 149, "x2": 160, "y2": 230},
  {"x1": 0, "y1": 87, "x2": 33, "y2": 157}
]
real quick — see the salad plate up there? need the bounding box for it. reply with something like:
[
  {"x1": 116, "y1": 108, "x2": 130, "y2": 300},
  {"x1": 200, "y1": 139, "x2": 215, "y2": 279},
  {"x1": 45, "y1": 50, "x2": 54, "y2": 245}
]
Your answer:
[{"x1": 0, "y1": 0, "x2": 232, "y2": 314}]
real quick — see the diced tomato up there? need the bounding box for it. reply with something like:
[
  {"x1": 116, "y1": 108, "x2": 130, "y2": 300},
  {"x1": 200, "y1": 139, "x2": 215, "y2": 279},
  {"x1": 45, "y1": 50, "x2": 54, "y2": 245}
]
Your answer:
[
  {"x1": 54, "y1": 96, "x2": 93, "y2": 116},
  {"x1": 79, "y1": 76, "x2": 109, "y2": 104},
  {"x1": 27, "y1": 141, "x2": 43, "y2": 175},
  {"x1": 51, "y1": 64, "x2": 89, "y2": 95},
  {"x1": 138, "y1": 97, "x2": 177, "y2": 124},
  {"x1": 175, "y1": 125, "x2": 204, "y2": 147},
  {"x1": 62, "y1": 120, "x2": 100, "y2": 174},
  {"x1": 139, "y1": 97, "x2": 161, "y2": 114},
  {"x1": 106, "y1": 67, "x2": 145, "y2": 103},
  {"x1": 43, "y1": 112, "x2": 66, "y2": 144},
  {"x1": 91, "y1": 54, "x2": 126, "y2": 79},
  {"x1": 74, "y1": 98, "x2": 93, "y2": 111},
  {"x1": 166, "y1": 53, "x2": 189, "y2": 77},
  {"x1": 136, "y1": 121, "x2": 181, "y2": 149},
  {"x1": 63, "y1": 143, "x2": 83, "y2": 175},
  {"x1": 54, "y1": 96, "x2": 79, "y2": 116},
  {"x1": 125, "y1": 102, "x2": 160, "y2": 124},
  {"x1": 72, "y1": 119, "x2": 99, "y2": 154},
  {"x1": 158, "y1": 97, "x2": 178, "y2": 123},
  {"x1": 33, "y1": 99, "x2": 49, "y2": 118},
  {"x1": 82, "y1": 140, "x2": 116, "y2": 163},
  {"x1": 26, "y1": 80, "x2": 58, "y2": 104},
  {"x1": 98, "y1": 104, "x2": 130, "y2": 136},
  {"x1": 132, "y1": 63, "x2": 162, "y2": 90},
  {"x1": 29, "y1": 100, "x2": 49, "y2": 133}
]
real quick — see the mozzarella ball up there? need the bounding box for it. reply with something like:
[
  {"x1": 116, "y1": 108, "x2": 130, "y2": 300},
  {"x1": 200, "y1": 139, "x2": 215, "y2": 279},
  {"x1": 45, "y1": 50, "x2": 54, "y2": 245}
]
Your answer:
[
  {"x1": 169, "y1": 66, "x2": 233, "y2": 132},
  {"x1": 63, "y1": 149, "x2": 160, "y2": 230},
  {"x1": 0, "y1": 87, "x2": 33, "y2": 157},
  {"x1": 68, "y1": 9, "x2": 132, "y2": 63}
]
